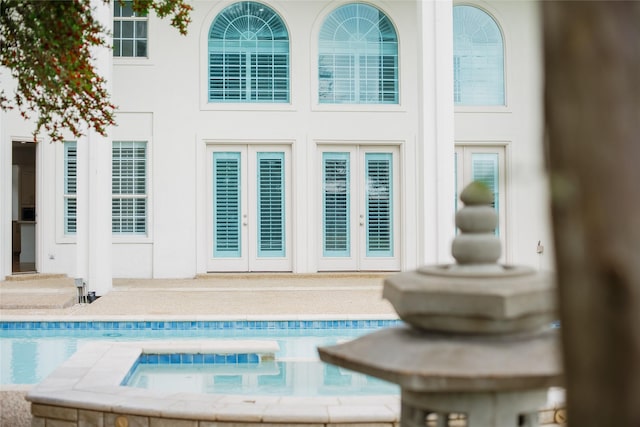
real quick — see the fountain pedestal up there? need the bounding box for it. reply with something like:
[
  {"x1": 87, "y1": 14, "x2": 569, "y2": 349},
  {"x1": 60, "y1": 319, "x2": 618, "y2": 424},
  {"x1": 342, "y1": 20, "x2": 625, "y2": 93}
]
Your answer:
[{"x1": 318, "y1": 182, "x2": 563, "y2": 426}]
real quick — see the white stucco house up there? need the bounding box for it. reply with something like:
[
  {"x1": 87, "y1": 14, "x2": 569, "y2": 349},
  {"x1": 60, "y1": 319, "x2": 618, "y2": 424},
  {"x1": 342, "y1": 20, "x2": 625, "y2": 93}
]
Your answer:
[{"x1": 0, "y1": 0, "x2": 551, "y2": 294}]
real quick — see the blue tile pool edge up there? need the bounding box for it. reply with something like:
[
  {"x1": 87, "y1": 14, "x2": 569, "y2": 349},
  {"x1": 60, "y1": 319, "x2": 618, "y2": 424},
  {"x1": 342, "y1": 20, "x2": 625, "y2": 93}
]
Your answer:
[
  {"x1": 139, "y1": 352, "x2": 262, "y2": 365},
  {"x1": 0, "y1": 319, "x2": 402, "y2": 331}
]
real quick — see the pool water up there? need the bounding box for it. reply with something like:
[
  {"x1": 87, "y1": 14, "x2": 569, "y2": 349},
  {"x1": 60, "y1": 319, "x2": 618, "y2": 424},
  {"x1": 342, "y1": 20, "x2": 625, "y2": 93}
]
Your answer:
[
  {"x1": 124, "y1": 359, "x2": 398, "y2": 396},
  {"x1": 0, "y1": 320, "x2": 400, "y2": 393}
]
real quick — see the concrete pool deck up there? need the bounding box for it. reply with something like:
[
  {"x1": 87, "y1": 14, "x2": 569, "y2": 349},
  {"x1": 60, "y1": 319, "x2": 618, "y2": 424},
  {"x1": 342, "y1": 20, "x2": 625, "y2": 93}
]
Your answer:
[{"x1": 0, "y1": 273, "x2": 397, "y2": 317}]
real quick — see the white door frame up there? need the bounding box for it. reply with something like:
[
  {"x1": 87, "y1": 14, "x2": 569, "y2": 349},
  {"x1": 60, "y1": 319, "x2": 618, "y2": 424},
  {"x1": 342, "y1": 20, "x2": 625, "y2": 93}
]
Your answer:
[
  {"x1": 317, "y1": 145, "x2": 400, "y2": 271},
  {"x1": 455, "y1": 144, "x2": 507, "y2": 261},
  {"x1": 206, "y1": 144, "x2": 292, "y2": 272}
]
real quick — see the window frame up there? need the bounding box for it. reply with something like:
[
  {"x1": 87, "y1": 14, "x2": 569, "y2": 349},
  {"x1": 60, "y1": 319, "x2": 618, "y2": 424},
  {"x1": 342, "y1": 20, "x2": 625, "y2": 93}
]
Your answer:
[
  {"x1": 317, "y1": 144, "x2": 401, "y2": 272},
  {"x1": 454, "y1": 144, "x2": 508, "y2": 261},
  {"x1": 317, "y1": 3, "x2": 399, "y2": 106},
  {"x1": 113, "y1": 0, "x2": 149, "y2": 59},
  {"x1": 453, "y1": 4, "x2": 506, "y2": 108},
  {"x1": 111, "y1": 141, "x2": 149, "y2": 236},
  {"x1": 207, "y1": 1, "x2": 290, "y2": 104},
  {"x1": 62, "y1": 141, "x2": 78, "y2": 236}
]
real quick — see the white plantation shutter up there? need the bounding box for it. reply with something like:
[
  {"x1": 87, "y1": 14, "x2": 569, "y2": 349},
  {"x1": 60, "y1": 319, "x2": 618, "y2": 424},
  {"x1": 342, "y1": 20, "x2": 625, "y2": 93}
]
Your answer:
[
  {"x1": 112, "y1": 141, "x2": 147, "y2": 234},
  {"x1": 64, "y1": 141, "x2": 77, "y2": 234},
  {"x1": 251, "y1": 53, "x2": 289, "y2": 101},
  {"x1": 213, "y1": 152, "x2": 242, "y2": 257},
  {"x1": 209, "y1": 53, "x2": 246, "y2": 100},
  {"x1": 322, "y1": 153, "x2": 350, "y2": 257},
  {"x1": 471, "y1": 152, "x2": 499, "y2": 235},
  {"x1": 257, "y1": 152, "x2": 285, "y2": 257},
  {"x1": 365, "y1": 153, "x2": 393, "y2": 256}
]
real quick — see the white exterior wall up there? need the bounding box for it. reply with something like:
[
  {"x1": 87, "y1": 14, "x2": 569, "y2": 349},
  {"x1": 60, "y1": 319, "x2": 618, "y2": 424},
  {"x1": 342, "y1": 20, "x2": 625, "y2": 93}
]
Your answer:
[
  {"x1": 0, "y1": 0, "x2": 550, "y2": 280},
  {"x1": 112, "y1": 0, "x2": 428, "y2": 277},
  {"x1": 453, "y1": 0, "x2": 552, "y2": 270}
]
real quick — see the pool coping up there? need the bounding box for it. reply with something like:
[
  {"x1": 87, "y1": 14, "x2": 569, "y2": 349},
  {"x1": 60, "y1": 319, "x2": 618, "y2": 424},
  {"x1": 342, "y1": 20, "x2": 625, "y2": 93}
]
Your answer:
[
  {"x1": 26, "y1": 340, "x2": 400, "y2": 425},
  {"x1": 0, "y1": 313, "x2": 400, "y2": 322}
]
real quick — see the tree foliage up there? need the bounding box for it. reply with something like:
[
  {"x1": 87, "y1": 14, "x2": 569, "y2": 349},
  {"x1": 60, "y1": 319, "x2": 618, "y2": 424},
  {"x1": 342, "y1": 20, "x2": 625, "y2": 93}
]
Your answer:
[{"x1": 0, "y1": 0, "x2": 192, "y2": 142}]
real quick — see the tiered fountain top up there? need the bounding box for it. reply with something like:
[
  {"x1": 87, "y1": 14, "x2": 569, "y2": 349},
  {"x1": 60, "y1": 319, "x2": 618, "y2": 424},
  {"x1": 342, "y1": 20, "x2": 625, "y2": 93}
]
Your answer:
[{"x1": 384, "y1": 181, "x2": 556, "y2": 334}]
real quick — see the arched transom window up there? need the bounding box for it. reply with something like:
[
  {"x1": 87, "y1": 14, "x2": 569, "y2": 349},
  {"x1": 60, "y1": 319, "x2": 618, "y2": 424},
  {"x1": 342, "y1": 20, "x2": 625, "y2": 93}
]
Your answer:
[
  {"x1": 453, "y1": 5, "x2": 505, "y2": 106},
  {"x1": 319, "y1": 3, "x2": 398, "y2": 104},
  {"x1": 208, "y1": 2, "x2": 289, "y2": 103}
]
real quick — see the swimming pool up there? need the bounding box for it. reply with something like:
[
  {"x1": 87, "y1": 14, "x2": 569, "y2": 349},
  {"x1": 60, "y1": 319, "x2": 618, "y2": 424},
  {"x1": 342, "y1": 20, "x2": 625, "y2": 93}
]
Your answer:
[
  {"x1": 0, "y1": 319, "x2": 401, "y2": 388},
  {"x1": 7, "y1": 320, "x2": 564, "y2": 427}
]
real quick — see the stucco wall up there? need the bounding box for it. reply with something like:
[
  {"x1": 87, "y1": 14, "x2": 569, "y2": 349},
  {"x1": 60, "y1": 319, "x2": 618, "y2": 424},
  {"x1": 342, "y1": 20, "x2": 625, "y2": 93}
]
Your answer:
[
  {"x1": 453, "y1": 0, "x2": 552, "y2": 270},
  {"x1": 0, "y1": 0, "x2": 550, "y2": 280}
]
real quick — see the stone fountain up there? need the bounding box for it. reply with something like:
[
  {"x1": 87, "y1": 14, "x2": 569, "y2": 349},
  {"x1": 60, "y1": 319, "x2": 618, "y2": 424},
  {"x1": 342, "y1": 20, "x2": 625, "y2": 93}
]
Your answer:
[{"x1": 319, "y1": 182, "x2": 563, "y2": 426}]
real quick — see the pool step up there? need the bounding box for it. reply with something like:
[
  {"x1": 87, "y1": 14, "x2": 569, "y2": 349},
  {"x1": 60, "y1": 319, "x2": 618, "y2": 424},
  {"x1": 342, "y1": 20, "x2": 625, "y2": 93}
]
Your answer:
[{"x1": 1, "y1": 275, "x2": 76, "y2": 309}]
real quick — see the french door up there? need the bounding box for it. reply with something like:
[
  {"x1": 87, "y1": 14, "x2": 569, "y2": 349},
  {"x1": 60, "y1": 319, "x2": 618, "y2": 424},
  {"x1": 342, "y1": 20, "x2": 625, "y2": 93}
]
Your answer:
[
  {"x1": 207, "y1": 145, "x2": 291, "y2": 272},
  {"x1": 318, "y1": 146, "x2": 400, "y2": 271},
  {"x1": 455, "y1": 145, "x2": 506, "y2": 257}
]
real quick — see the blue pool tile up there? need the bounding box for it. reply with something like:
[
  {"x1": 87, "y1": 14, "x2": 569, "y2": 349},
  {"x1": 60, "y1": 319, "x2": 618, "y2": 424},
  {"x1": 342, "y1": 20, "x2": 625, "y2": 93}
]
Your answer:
[
  {"x1": 204, "y1": 354, "x2": 214, "y2": 364},
  {"x1": 226, "y1": 354, "x2": 237, "y2": 364},
  {"x1": 181, "y1": 353, "x2": 193, "y2": 363},
  {"x1": 193, "y1": 354, "x2": 204, "y2": 364},
  {"x1": 0, "y1": 319, "x2": 402, "y2": 332},
  {"x1": 214, "y1": 354, "x2": 225, "y2": 364},
  {"x1": 170, "y1": 354, "x2": 180, "y2": 363},
  {"x1": 237, "y1": 354, "x2": 248, "y2": 363}
]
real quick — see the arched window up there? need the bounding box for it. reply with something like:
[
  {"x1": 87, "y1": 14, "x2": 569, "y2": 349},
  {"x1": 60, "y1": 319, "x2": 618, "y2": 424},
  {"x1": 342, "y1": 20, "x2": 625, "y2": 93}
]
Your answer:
[
  {"x1": 208, "y1": 2, "x2": 289, "y2": 102},
  {"x1": 319, "y1": 3, "x2": 398, "y2": 104},
  {"x1": 453, "y1": 5, "x2": 505, "y2": 106}
]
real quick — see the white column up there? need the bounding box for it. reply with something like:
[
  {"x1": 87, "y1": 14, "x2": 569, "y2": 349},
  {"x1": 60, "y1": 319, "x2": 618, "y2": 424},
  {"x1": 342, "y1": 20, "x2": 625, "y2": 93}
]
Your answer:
[
  {"x1": 0, "y1": 108, "x2": 8, "y2": 279},
  {"x1": 76, "y1": 0, "x2": 113, "y2": 295},
  {"x1": 418, "y1": 0, "x2": 455, "y2": 265}
]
